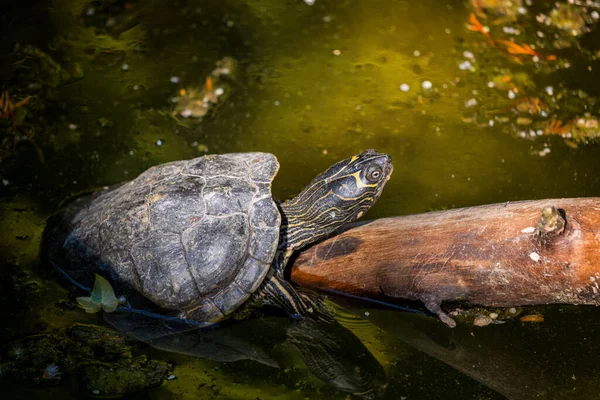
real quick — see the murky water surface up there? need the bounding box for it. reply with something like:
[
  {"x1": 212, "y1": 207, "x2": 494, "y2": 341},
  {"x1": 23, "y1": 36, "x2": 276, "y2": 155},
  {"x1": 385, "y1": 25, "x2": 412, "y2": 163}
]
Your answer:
[{"x1": 1, "y1": 0, "x2": 600, "y2": 398}]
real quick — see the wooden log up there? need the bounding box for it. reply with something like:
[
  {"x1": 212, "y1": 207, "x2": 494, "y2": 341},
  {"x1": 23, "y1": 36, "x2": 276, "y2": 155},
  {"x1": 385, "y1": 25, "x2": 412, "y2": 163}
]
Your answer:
[{"x1": 290, "y1": 198, "x2": 600, "y2": 327}]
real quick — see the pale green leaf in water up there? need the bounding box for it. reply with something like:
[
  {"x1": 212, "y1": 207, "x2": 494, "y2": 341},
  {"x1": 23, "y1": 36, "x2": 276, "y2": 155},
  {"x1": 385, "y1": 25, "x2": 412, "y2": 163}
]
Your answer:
[
  {"x1": 76, "y1": 274, "x2": 120, "y2": 313},
  {"x1": 76, "y1": 296, "x2": 102, "y2": 313}
]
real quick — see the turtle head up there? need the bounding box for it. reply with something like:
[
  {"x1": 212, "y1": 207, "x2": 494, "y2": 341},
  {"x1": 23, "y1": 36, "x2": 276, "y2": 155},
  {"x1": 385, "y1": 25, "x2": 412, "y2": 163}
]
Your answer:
[{"x1": 280, "y1": 149, "x2": 393, "y2": 251}]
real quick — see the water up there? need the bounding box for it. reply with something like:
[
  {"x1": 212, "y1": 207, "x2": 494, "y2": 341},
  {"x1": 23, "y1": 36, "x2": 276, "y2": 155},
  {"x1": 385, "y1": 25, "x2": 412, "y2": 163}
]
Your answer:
[{"x1": 1, "y1": 0, "x2": 600, "y2": 398}]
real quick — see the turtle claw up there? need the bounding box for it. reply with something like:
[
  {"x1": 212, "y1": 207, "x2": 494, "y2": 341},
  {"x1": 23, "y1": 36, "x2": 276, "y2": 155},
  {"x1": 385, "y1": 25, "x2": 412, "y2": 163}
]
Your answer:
[{"x1": 424, "y1": 298, "x2": 457, "y2": 328}]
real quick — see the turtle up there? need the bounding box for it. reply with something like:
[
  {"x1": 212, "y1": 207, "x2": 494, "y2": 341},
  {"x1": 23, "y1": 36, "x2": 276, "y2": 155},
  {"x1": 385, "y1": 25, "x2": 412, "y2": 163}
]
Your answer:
[{"x1": 42, "y1": 149, "x2": 393, "y2": 325}]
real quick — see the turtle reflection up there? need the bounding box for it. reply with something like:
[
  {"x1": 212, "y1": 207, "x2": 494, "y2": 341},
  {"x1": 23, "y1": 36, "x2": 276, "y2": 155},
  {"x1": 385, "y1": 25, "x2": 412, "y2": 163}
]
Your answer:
[{"x1": 105, "y1": 311, "x2": 388, "y2": 398}]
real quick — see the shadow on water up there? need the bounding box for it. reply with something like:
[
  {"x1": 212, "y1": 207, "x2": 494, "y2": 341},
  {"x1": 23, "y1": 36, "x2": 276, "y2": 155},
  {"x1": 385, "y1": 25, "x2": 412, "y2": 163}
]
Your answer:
[{"x1": 2, "y1": 0, "x2": 600, "y2": 398}]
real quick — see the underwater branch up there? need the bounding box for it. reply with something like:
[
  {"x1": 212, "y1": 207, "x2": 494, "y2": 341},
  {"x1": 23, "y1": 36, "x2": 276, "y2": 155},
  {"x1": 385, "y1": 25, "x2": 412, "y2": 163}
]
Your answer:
[{"x1": 289, "y1": 198, "x2": 600, "y2": 327}]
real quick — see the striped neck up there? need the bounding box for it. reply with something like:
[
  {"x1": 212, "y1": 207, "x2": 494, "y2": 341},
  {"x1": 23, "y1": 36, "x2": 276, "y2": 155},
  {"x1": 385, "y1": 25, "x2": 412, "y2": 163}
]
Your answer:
[{"x1": 278, "y1": 200, "x2": 335, "y2": 252}]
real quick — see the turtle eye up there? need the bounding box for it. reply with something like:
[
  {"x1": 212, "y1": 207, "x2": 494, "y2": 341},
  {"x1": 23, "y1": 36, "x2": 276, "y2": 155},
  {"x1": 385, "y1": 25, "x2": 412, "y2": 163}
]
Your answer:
[{"x1": 366, "y1": 167, "x2": 382, "y2": 182}]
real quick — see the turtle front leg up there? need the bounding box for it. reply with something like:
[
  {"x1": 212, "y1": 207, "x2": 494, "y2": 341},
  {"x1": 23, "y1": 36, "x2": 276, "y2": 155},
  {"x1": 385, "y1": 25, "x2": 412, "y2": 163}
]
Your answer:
[{"x1": 257, "y1": 276, "x2": 334, "y2": 323}]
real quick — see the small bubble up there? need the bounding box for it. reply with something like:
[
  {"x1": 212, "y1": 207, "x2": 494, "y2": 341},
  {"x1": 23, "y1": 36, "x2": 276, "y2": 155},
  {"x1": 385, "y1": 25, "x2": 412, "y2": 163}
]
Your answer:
[
  {"x1": 399, "y1": 83, "x2": 410, "y2": 92},
  {"x1": 545, "y1": 86, "x2": 554, "y2": 96},
  {"x1": 274, "y1": 100, "x2": 280, "y2": 106},
  {"x1": 508, "y1": 90, "x2": 516, "y2": 99},
  {"x1": 226, "y1": 20, "x2": 234, "y2": 27},
  {"x1": 333, "y1": 49, "x2": 341, "y2": 56},
  {"x1": 422, "y1": 80, "x2": 433, "y2": 90},
  {"x1": 170, "y1": 76, "x2": 180, "y2": 83},
  {"x1": 121, "y1": 63, "x2": 129, "y2": 71},
  {"x1": 156, "y1": 139, "x2": 163, "y2": 146},
  {"x1": 413, "y1": 50, "x2": 420, "y2": 57}
]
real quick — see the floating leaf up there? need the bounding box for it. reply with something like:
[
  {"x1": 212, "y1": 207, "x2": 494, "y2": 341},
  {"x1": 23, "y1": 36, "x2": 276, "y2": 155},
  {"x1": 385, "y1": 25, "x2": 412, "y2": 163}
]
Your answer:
[
  {"x1": 76, "y1": 296, "x2": 102, "y2": 313},
  {"x1": 76, "y1": 274, "x2": 119, "y2": 313}
]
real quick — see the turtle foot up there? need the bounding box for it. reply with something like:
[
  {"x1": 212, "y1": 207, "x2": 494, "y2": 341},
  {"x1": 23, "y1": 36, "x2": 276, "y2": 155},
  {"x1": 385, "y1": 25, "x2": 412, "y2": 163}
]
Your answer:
[{"x1": 424, "y1": 298, "x2": 457, "y2": 328}]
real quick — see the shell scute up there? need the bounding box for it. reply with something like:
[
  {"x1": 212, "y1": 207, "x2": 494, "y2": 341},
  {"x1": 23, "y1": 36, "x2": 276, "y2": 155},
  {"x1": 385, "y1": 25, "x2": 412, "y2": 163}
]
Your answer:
[{"x1": 181, "y1": 213, "x2": 249, "y2": 296}]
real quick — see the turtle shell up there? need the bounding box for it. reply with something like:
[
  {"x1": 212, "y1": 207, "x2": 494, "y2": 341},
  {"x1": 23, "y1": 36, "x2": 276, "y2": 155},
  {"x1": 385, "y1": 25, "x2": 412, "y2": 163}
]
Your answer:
[{"x1": 44, "y1": 153, "x2": 281, "y2": 323}]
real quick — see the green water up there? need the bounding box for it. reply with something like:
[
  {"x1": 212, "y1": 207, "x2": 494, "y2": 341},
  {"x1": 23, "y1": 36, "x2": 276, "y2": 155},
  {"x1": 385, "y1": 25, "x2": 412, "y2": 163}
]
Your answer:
[{"x1": 1, "y1": 0, "x2": 600, "y2": 398}]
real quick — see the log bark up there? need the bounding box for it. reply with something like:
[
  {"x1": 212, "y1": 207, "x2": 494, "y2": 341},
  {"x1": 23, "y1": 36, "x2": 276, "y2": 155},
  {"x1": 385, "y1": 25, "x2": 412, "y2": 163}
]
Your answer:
[{"x1": 289, "y1": 198, "x2": 600, "y2": 327}]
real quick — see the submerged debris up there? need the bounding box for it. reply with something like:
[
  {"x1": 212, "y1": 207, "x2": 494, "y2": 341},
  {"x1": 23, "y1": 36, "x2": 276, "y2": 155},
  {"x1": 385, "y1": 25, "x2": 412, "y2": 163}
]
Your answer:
[
  {"x1": 41, "y1": 363, "x2": 61, "y2": 381},
  {"x1": 520, "y1": 314, "x2": 544, "y2": 323},
  {"x1": 172, "y1": 57, "x2": 237, "y2": 120}
]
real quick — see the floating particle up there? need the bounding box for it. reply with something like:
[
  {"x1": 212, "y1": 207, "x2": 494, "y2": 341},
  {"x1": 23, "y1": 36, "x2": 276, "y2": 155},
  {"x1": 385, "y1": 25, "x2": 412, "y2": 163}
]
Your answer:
[
  {"x1": 465, "y1": 98, "x2": 477, "y2": 107},
  {"x1": 489, "y1": 312, "x2": 498, "y2": 319},
  {"x1": 422, "y1": 80, "x2": 433, "y2": 89},
  {"x1": 445, "y1": 28, "x2": 451, "y2": 34},
  {"x1": 304, "y1": 0, "x2": 316, "y2": 5},
  {"x1": 529, "y1": 252, "x2": 541, "y2": 262},
  {"x1": 517, "y1": 7, "x2": 526, "y2": 14},
  {"x1": 521, "y1": 226, "x2": 536, "y2": 233},
  {"x1": 399, "y1": 83, "x2": 410, "y2": 92},
  {"x1": 68, "y1": 123, "x2": 78, "y2": 130},
  {"x1": 2, "y1": 179, "x2": 9, "y2": 186},
  {"x1": 364, "y1": 311, "x2": 370, "y2": 317},
  {"x1": 323, "y1": 15, "x2": 332, "y2": 22},
  {"x1": 274, "y1": 100, "x2": 280, "y2": 106},
  {"x1": 473, "y1": 315, "x2": 493, "y2": 327},
  {"x1": 181, "y1": 109, "x2": 192, "y2": 118},
  {"x1": 156, "y1": 139, "x2": 163, "y2": 146},
  {"x1": 508, "y1": 90, "x2": 516, "y2": 99},
  {"x1": 92, "y1": 390, "x2": 100, "y2": 395},
  {"x1": 170, "y1": 76, "x2": 180, "y2": 83},
  {"x1": 167, "y1": 375, "x2": 176, "y2": 380},
  {"x1": 593, "y1": 11, "x2": 600, "y2": 20},
  {"x1": 509, "y1": 307, "x2": 517, "y2": 314},
  {"x1": 121, "y1": 63, "x2": 129, "y2": 71},
  {"x1": 85, "y1": 7, "x2": 95, "y2": 16},
  {"x1": 459, "y1": 61, "x2": 473, "y2": 70},
  {"x1": 545, "y1": 86, "x2": 554, "y2": 96},
  {"x1": 538, "y1": 147, "x2": 551, "y2": 157},
  {"x1": 333, "y1": 49, "x2": 341, "y2": 56},
  {"x1": 463, "y1": 51, "x2": 474, "y2": 59},
  {"x1": 322, "y1": 149, "x2": 328, "y2": 155},
  {"x1": 537, "y1": 31, "x2": 545, "y2": 38},
  {"x1": 355, "y1": 104, "x2": 361, "y2": 111},
  {"x1": 226, "y1": 20, "x2": 234, "y2": 27},
  {"x1": 488, "y1": 119, "x2": 494, "y2": 126},
  {"x1": 214, "y1": 87, "x2": 224, "y2": 96},
  {"x1": 413, "y1": 50, "x2": 421, "y2": 56}
]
